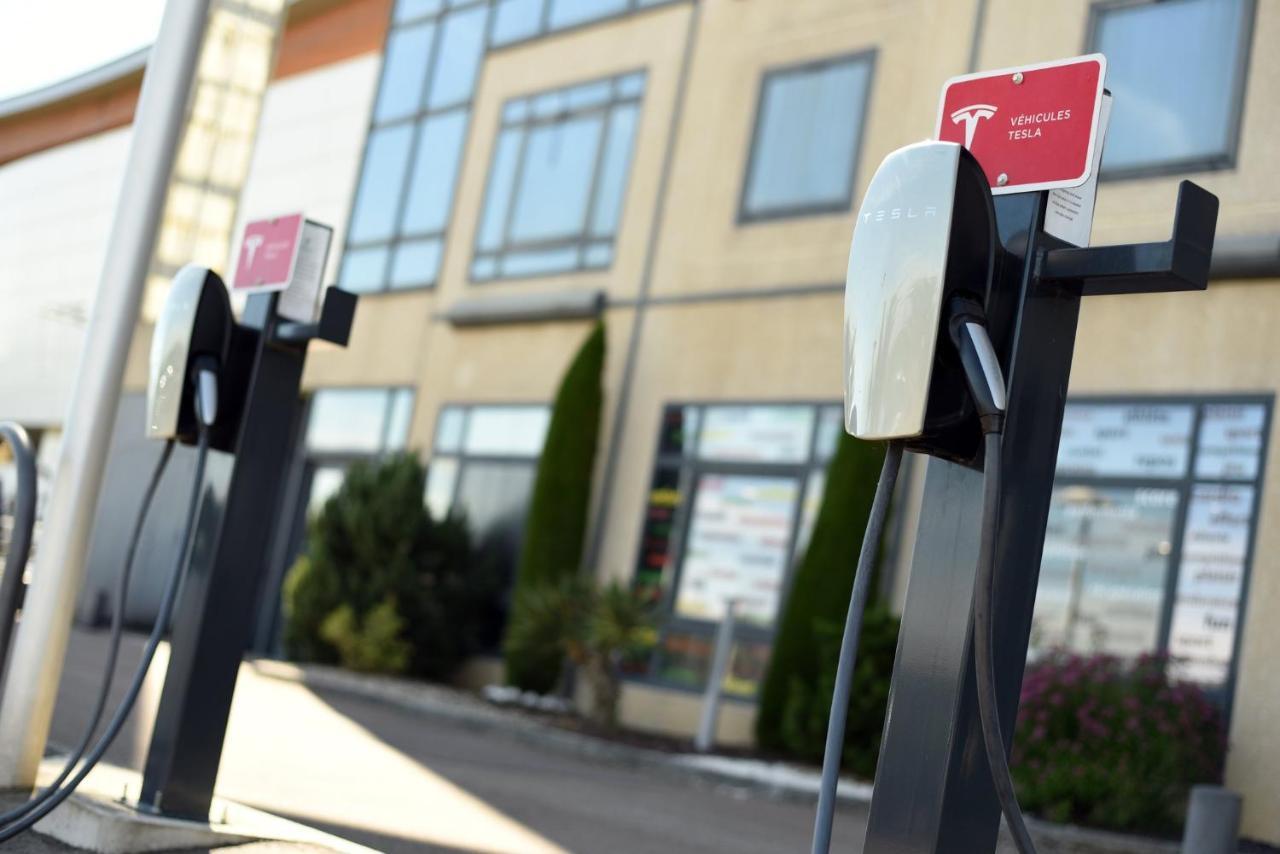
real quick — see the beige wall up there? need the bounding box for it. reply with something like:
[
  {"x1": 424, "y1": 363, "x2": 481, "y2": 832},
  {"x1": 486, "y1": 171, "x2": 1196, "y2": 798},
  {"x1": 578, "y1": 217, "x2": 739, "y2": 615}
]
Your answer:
[{"x1": 651, "y1": 0, "x2": 980, "y2": 298}]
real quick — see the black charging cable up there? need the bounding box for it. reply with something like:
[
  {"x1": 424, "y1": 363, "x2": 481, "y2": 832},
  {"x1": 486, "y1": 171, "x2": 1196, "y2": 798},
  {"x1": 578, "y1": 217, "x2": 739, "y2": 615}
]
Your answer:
[
  {"x1": 810, "y1": 439, "x2": 903, "y2": 854},
  {"x1": 950, "y1": 296, "x2": 1037, "y2": 854},
  {"x1": 0, "y1": 364, "x2": 217, "y2": 842},
  {"x1": 0, "y1": 440, "x2": 174, "y2": 827}
]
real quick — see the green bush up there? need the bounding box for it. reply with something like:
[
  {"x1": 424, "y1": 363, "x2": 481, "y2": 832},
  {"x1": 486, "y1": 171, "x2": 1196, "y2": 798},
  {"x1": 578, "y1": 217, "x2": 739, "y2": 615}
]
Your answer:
[
  {"x1": 283, "y1": 454, "x2": 498, "y2": 680},
  {"x1": 505, "y1": 321, "x2": 606, "y2": 691},
  {"x1": 778, "y1": 607, "x2": 900, "y2": 778},
  {"x1": 1013, "y1": 652, "x2": 1227, "y2": 835},
  {"x1": 320, "y1": 597, "x2": 412, "y2": 674},
  {"x1": 757, "y1": 431, "x2": 889, "y2": 770},
  {"x1": 503, "y1": 577, "x2": 597, "y2": 699},
  {"x1": 503, "y1": 577, "x2": 653, "y2": 727}
]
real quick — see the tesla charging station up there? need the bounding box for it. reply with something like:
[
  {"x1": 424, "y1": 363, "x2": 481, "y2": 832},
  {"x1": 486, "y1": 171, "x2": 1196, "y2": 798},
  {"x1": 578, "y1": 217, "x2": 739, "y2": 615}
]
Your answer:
[
  {"x1": 140, "y1": 214, "x2": 355, "y2": 820},
  {"x1": 820, "y1": 55, "x2": 1220, "y2": 854}
]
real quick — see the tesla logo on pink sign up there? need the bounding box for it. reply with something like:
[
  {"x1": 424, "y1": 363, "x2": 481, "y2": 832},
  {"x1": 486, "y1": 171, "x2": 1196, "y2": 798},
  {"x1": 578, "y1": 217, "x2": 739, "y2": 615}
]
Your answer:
[{"x1": 233, "y1": 213, "x2": 305, "y2": 292}]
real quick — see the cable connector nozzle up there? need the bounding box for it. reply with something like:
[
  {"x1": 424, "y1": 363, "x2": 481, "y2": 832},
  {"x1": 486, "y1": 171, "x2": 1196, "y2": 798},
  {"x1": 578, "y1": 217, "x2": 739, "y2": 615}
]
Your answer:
[{"x1": 947, "y1": 296, "x2": 1006, "y2": 435}]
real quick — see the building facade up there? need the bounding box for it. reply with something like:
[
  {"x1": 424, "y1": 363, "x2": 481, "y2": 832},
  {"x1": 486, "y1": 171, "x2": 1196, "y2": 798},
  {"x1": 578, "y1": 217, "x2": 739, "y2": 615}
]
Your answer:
[{"x1": 2, "y1": 0, "x2": 1280, "y2": 841}]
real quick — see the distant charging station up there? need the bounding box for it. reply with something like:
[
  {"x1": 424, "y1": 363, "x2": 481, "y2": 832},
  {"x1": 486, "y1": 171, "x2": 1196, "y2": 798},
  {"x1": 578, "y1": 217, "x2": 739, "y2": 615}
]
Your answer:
[{"x1": 812, "y1": 54, "x2": 1220, "y2": 854}]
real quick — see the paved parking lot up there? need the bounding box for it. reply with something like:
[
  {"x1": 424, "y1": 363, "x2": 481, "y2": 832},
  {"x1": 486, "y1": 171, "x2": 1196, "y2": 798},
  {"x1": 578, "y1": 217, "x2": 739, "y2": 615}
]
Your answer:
[{"x1": 48, "y1": 629, "x2": 869, "y2": 853}]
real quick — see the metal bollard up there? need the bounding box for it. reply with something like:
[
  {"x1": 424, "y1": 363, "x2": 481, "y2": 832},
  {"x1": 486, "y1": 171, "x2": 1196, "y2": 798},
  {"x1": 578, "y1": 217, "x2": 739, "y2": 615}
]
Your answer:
[
  {"x1": 1181, "y1": 785, "x2": 1242, "y2": 854},
  {"x1": 694, "y1": 600, "x2": 738, "y2": 752}
]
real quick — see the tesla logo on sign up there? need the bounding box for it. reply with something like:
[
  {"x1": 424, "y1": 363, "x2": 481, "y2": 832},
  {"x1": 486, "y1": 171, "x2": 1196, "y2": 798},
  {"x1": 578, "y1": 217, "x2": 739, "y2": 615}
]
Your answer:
[
  {"x1": 936, "y1": 54, "x2": 1106, "y2": 194},
  {"x1": 234, "y1": 214, "x2": 305, "y2": 292},
  {"x1": 951, "y1": 104, "x2": 998, "y2": 148}
]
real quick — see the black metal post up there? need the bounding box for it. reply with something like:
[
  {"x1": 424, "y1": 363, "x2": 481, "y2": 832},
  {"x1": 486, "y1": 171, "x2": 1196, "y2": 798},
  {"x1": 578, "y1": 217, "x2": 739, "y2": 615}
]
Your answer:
[
  {"x1": 863, "y1": 191, "x2": 1083, "y2": 852},
  {"x1": 862, "y1": 177, "x2": 1217, "y2": 852},
  {"x1": 139, "y1": 292, "x2": 309, "y2": 819}
]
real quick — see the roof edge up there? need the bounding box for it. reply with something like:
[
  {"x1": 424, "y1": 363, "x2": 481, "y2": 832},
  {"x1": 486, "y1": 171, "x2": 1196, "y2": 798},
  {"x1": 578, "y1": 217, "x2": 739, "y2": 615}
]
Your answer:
[{"x1": 0, "y1": 46, "x2": 151, "y2": 123}]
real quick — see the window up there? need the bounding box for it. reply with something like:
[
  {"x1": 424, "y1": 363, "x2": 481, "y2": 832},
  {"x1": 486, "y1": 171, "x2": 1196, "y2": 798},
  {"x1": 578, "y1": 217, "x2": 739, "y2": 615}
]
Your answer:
[
  {"x1": 1090, "y1": 0, "x2": 1253, "y2": 176},
  {"x1": 489, "y1": 0, "x2": 681, "y2": 49},
  {"x1": 425, "y1": 405, "x2": 550, "y2": 629},
  {"x1": 472, "y1": 72, "x2": 645, "y2": 281},
  {"x1": 628, "y1": 403, "x2": 844, "y2": 697},
  {"x1": 302, "y1": 387, "x2": 415, "y2": 510},
  {"x1": 339, "y1": 0, "x2": 489, "y2": 293},
  {"x1": 740, "y1": 53, "x2": 874, "y2": 221},
  {"x1": 1031, "y1": 397, "x2": 1271, "y2": 699}
]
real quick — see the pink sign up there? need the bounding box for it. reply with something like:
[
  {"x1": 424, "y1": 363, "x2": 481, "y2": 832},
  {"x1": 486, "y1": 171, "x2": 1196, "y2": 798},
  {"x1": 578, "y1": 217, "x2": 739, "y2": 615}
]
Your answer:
[{"x1": 233, "y1": 213, "x2": 305, "y2": 292}]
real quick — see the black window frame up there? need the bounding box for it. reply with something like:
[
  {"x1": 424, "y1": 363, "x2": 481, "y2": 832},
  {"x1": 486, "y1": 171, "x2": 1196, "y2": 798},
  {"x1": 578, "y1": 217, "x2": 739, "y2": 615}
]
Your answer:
[
  {"x1": 1039, "y1": 393, "x2": 1272, "y2": 720},
  {"x1": 627, "y1": 400, "x2": 845, "y2": 701},
  {"x1": 736, "y1": 49, "x2": 877, "y2": 225},
  {"x1": 469, "y1": 69, "x2": 647, "y2": 284},
  {"x1": 1086, "y1": 0, "x2": 1256, "y2": 181}
]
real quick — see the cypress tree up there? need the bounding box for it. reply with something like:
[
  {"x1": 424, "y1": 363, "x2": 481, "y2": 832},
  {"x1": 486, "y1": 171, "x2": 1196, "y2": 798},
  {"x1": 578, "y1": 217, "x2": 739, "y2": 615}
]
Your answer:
[
  {"x1": 504, "y1": 320, "x2": 606, "y2": 691},
  {"x1": 756, "y1": 432, "x2": 887, "y2": 752}
]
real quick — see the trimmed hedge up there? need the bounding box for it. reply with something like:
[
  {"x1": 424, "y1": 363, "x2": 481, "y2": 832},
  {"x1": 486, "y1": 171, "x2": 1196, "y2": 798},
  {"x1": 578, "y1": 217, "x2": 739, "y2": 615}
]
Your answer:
[
  {"x1": 504, "y1": 321, "x2": 606, "y2": 691},
  {"x1": 756, "y1": 432, "x2": 892, "y2": 769}
]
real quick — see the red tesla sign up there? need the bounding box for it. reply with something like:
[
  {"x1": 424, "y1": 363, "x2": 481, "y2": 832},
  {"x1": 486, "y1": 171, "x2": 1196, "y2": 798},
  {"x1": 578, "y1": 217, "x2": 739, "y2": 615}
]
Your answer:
[
  {"x1": 936, "y1": 54, "x2": 1107, "y2": 195},
  {"x1": 233, "y1": 213, "x2": 305, "y2": 292}
]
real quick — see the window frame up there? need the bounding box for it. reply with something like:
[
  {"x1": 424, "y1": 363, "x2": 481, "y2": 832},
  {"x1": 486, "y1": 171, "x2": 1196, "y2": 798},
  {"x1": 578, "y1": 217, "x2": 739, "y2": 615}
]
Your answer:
[
  {"x1": 425, "y1": 402, "x2": 552, "y2": 519},
  {"x1": 302, "y1": 385, "x2": 418, "y2": 467},
  {"x1": 627, "y1": 400, "x2": 844, "y2": 701},
  {"x1": 1040, "y1": 393, "x2": 1272, "y2": 719},
  {"x1": 486, "y1": 0, "x2": 684, "y2": 52},
  {"x1": 736, "y1": 49, "x2": 877, "y2": 225},
  {"x1": 1085, "y1": 0, "x2": 1256, "y2": 181},
  {"x1": 469, "y1": 70, "x2": 647, "y2": 284},
  {"x1": 337, "y1": 0, "x2": 492, "y2": 296}
]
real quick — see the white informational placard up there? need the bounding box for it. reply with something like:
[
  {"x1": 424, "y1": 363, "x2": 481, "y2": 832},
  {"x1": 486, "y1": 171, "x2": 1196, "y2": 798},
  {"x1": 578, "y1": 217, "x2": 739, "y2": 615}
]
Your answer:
[
  {"x1": 276, "y1": 219, "x2": 334, "y2": 323},
  {"x1": 675, "y1": 474, "x2": 798, "y2": 625},
  {"x1": 1044, "y1": 92, "x2": 1112, "y2": 246}
]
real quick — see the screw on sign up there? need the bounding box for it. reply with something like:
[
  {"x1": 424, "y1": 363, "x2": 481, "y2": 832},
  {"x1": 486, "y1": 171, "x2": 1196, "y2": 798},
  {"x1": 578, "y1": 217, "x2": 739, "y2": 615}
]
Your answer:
[{"x1": 936, "y1": 54, "x2": 1107, "y2": 194}]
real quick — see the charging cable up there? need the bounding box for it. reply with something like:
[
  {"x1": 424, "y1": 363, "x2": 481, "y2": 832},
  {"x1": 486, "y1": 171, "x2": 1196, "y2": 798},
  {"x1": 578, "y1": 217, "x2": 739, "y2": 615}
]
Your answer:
[
  {"x1": 810, "y1": 439, "x2": 903, "y2": 854},
  {"x1": 0, "y1": 440, "x2": 174, "y2": 826},
  {"x1": 811, "y1": 297, "x2": 1036, "y2": 854},
  {"x1": 949, "y1": 296, "x2": 1037, "y2": 854},
  {"x1": 0, "y1": 363, "x2": 218, "y2": 842}
]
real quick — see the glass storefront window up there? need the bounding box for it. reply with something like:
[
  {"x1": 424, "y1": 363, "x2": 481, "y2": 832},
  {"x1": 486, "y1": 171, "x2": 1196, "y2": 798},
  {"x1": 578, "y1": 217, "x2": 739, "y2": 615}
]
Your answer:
[
  {"x1": 425, "y1": 404, "x2": 550, "y2": 648},
  {"x1": 1032, "y1": 485, "x2": 1178, "y2": 657},
  {"x1": 306, "y1": 388, "x2": 415, "y2": 454},
  {"x1": 630, "y1": 401, "x2": 843, "y2": 696},
  {"x1": 1033, "y1": 397, "x2": 1270, "y2": 695}
]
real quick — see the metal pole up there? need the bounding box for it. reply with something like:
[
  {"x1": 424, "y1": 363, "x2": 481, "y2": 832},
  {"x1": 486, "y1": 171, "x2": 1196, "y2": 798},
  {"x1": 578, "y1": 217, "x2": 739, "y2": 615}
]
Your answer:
[
  {"x1": 0, "y1": 423, "x2": 37, "y2": 677},
  {"x1": 863, "y1": 192, "x2": 1083, "y2": 852},
  {"x1": 0, "y1": 0, "x2": 212, "y2": 788},
  {"x1": 694, "y1": 599, "x2": 737, "y2": 753}
]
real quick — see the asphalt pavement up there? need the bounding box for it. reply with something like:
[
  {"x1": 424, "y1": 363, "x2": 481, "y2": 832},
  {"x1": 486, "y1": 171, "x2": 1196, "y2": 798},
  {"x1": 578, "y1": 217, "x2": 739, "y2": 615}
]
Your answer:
[{"x1": 44, "y1": 628, "x2": 868, "y2": 853}]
